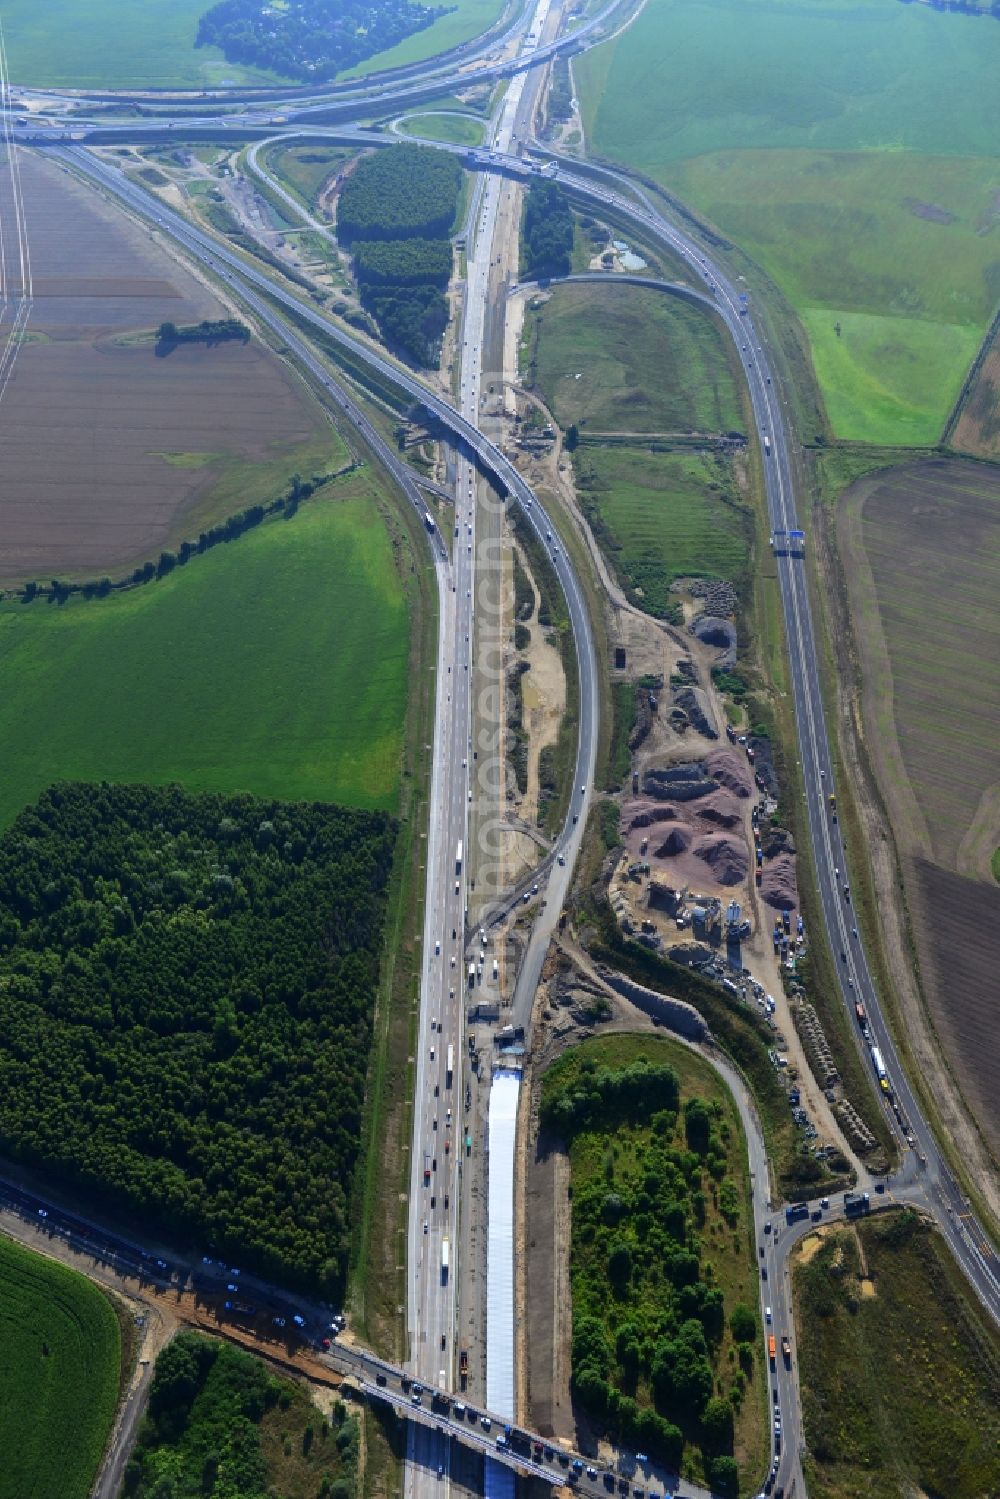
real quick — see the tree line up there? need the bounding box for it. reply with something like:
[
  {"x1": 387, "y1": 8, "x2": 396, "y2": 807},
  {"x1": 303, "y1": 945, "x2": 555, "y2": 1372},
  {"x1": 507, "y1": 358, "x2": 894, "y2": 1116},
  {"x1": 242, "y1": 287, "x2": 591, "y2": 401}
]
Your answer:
[
  {"x1": 17, "y1": 468, "x2": 350, "y2": 607},
  {"x1": 157, "y1": 318, "x2": 250, "y2": 348},
  {"x1": 196, "y1": 0, "x2": 449, "y2": 84},
  {"x1": 0, "y1": 782, "x2": 397, "y2": 1296},
  {"x1": 522, "y1": 181, "x2": 574, "y2": 280},
  {"x1": 543, "y1": 1053, "x2": 744, "y2": 1496}
]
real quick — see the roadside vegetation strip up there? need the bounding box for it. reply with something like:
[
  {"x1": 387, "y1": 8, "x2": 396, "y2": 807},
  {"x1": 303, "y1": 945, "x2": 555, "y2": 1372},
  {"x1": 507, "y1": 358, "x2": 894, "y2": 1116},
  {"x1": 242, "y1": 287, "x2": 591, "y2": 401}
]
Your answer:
[
  {"x1": 524, "y1": 282, "x2": 744, "y2": 436},
  {"x1": 0, "y1": 780, "x2": 396, "y2": 1296},
  {"x1": 338, "y1": 0, "x2": 506, "y2": 80},
  {"x1": 127, "y1": 1332, "x2": 360, "y2": 1498},
  {"x1": 542, "y1": 1035, "x2": 765, "y2": 1497},
  {"x1": 0, "y1": 489, "x2": 408, "y2": 826},
  {"x1": 792, "y1": 1210, "x2": 1000, "y2": 1499},
  {"x1": 0, "y1": 1235, "x2": 121, "y2": 1499}
]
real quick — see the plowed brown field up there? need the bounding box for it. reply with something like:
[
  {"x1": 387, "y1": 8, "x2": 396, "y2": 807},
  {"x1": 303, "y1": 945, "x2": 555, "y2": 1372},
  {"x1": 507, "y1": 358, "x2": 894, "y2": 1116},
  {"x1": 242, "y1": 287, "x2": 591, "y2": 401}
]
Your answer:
[
  {"x1": 0, "y1": 150, "x2": 331, "y2": 582},
  {"x1": 952, "y1": 320, "x2": 1000, "y2": 461},
  {"x1": 838, "y1": 457, "x2": 1000, "y2": 1157}
]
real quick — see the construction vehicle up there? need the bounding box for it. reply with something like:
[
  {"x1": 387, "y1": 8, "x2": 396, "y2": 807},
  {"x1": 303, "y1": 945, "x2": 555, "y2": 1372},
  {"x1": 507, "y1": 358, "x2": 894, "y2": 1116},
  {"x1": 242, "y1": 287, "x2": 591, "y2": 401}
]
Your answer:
[{"x1": 781, "y1": 1335, "x2": 791, "y2": 1365}]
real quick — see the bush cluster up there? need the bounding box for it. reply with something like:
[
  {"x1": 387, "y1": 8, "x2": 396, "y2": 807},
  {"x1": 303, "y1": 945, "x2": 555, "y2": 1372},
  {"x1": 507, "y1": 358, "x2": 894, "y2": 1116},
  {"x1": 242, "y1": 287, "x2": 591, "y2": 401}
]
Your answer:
[
  {"x1": 522, "y1": 180, "x2": 574, "y2": 280},
  {"x1": 544, "y1": 1055, "x2": 741, "y2": 1488}
]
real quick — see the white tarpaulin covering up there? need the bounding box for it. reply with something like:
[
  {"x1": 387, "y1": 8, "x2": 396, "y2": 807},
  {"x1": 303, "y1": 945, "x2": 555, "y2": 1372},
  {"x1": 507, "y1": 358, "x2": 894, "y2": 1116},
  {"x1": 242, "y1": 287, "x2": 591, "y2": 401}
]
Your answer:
[{"x1": 485, "y1": 1067, "x2": 520, "y2": 1499}]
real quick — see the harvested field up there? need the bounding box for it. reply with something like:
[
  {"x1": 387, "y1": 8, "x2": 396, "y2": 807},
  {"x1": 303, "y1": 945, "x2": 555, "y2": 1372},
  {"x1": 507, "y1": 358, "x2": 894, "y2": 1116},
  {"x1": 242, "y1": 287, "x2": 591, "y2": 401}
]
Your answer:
[
  {"x1": 951, "y1": 319, "x2": 1000, "y2": 460},
  {"x1": 843, "y1": 459, "x2": 1000, "y2": 872},
  {"x1": 0, "y1": 151, "x2": 336, "y2": 583},
  {"x1": 838, "y1": 456, "x2": 1000, "y2": 1166},
  {"x1": 912, "y1": 860, "x2": 1000, "y2": 1156}
]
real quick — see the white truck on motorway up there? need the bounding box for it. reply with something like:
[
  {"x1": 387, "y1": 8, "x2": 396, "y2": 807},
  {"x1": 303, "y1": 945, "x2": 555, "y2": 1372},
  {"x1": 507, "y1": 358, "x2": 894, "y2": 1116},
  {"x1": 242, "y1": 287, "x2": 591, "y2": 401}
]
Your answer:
[
  {"x1": 446, "y1": 1045, "x2": 454, "y2": 1088},
  {"x1": 441, "y1": 1237, "x2": 450, "y2": 1283}
]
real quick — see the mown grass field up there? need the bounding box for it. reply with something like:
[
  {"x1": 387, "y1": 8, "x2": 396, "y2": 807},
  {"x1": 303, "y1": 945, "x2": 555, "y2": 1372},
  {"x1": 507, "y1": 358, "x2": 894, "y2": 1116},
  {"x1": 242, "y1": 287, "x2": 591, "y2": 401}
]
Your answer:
[
  {"x1": 264, "y1": 145, "x2": 355, "y2": 212},
  {"x1": 397, "y1": 112, "x2": 485, "y2": 146},
  {"x1": 544, "y1": 1034, "x2": 766, "y2": 1492},
  {"x1": 0, "y1": 1236, "x2": 121, "y2": 1499},
  {"x1": 2, "y1": 0, "x2": 277, "y2": 87},
  {"x1": 0, "y1": 482, "x2": 410, "y2": 828},
  {"x1": 526, "y1": 283, "x2": 743, "y2": 435},
  {"x1": 575, "y1": 0, "x2": 1000, "y2": 444},
  {"x1": 793, "y1": 1211, "x2": 1000, "y2": 1499},
  {"x1": 575, "y1": 446, "x2": 751, "y2": 616}
]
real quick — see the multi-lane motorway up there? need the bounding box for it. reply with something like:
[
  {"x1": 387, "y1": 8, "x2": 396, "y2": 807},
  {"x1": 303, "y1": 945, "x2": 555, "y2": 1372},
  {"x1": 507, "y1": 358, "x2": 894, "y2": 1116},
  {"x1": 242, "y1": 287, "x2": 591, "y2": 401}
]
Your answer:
[{"x1": 6, "y1": 8, "x2": 1000, "y2": 1496}]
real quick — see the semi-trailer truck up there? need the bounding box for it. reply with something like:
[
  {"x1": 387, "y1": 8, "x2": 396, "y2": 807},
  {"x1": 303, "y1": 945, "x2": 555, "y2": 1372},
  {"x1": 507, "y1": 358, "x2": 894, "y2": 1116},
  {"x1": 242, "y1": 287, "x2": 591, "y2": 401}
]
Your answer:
[
  {"x1": 455, "y1": 841, "x2": 463, "y2": 875},
  {"x1": 763, "y1": 435, "x2": 771, "y2": 455},
  {"x1": 441, "y1": 1238, "x2": 450, "y2": 1283},
  {"x1": 768, "y1": 1334, "x2": 777, "y2": 1366},
  {"x1": 446, "y1": 1045, "x2": 454, "y2": 1088}
]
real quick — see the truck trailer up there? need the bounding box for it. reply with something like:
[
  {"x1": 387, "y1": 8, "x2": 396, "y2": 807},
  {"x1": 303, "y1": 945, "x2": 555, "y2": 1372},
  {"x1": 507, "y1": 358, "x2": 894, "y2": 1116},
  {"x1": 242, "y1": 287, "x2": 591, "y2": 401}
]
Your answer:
[
  {"x1": 441, "y1": 1237, "x2": 450, "y2": 1283},
  {"x1": 446, "y1": 1045, "x2": 454, "y2": 1087}
]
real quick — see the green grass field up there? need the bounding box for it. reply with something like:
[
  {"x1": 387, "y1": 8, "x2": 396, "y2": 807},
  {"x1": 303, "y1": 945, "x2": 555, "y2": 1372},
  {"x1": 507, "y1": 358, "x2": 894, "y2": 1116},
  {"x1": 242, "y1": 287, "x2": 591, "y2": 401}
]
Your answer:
[
  {"x1": 264, "y1": 145, "x2": 355, "y2": 213},
  {"x1": 802, "y1": 309, "x2": 981, "y2": 445},
  {"x1": 793, "y1": 1211, "x2": 1000, "y2": 1499},
  {"x1": 0, "y1": 480, "x2": 409, "y2": 828},
  {"x1": 397, "y1": 112, "x2": 485, "y2": 146},
  {"x1": 0, "y1": 1236, "x2": 121, "y2": 1499},
  {"x1": 575, "y1": 446, "x2": 750, "y2": 616},
  {"x1": 3, "y1": 0, "x2": 278, "y2": 87},
  {"x1": 575, "y1": 0, "x2": 1000, "y2": 445},
  {"x1": 339, "y1": 0, "x2": 505, "y2": 79},
  {"x1": 527, "y1": 282, "x2": 743, "y2": 435}
]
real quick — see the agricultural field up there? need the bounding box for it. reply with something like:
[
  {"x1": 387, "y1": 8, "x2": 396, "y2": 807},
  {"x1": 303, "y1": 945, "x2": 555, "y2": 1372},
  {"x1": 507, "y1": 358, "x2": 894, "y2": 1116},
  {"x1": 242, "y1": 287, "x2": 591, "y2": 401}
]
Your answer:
[
  {"x1": 574, "y1": 446, "x2": 751, "y2": 617},
  {"x1": 397, "y1": 111, "x2": 485, "y2": 146},
  {"x1": 525, "y1": 282, "x2": 743, "y2": 435},
  {"x1": 2, "y1": 0, "x2": 277, "y2": 87},
  {"x1": 0, "y1": 1235, "x2": 121, "y2": 1499},
  {"x1": 541, "y1": 1035, "x2": 765, "y2": 1496},
  {"x1": 951, "y1": 320, "x2": 1000, "y2": 459},
  {"x1": 792, "y1": 1211, "x2": 1000, "y2": 1499},
  {"x1": 575, "y1": 0, "x2": 1000, "y2": 444},
  {"x1": 836, "y1": 457, "x2": 1000, "y2": 1151},
  {"x1": 0, "y1": 485, "x2": 410, "y2": 826},
  {"x1": 0, "y1": 152, "x2": 339, "y2": 584},
  {"x1": 128, "y1": 1333, "x2": 359, "y2": 1497}
]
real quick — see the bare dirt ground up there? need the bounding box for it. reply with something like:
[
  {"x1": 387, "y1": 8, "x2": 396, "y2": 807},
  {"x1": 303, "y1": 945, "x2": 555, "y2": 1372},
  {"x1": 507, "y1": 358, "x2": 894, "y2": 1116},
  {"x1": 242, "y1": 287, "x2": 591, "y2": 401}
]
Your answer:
[
  {"x1": 517, "y1": 542, "x2": 567, "y2": 825},
  {"x1": 0, "y1": 152, "x2": 328, "y2": 581},
  {"x1": 951, "y1": 319, "x2": 1000, "y2": 460},
  {"x1": 829, "y1": 462, "x2": 1000, "y2": 1221}
]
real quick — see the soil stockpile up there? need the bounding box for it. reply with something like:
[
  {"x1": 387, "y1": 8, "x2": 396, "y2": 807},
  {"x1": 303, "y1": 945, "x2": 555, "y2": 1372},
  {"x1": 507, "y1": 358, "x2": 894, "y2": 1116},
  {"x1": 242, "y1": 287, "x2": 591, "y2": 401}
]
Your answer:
[
  {"x1": 692, "y1": 833, "x2": 748, "y2": 885},
  {"x1": 705, "y1": 747, "x2": 754, "y2": 798},
  {"x1": 694, "y1": 791, "x2": 742, "y2": 829},
  {"x1": 760, "y1": 853, "x2": 798, "y2": 910},
  {"x1": 654, "y1": 825, "x2": 693, "y2": 857}
]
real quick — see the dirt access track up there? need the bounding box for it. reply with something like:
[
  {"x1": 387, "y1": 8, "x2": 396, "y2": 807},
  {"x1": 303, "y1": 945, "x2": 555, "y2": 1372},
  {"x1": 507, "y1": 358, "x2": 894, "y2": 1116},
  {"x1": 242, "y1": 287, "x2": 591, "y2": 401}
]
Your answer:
[{"x1": 0, "y1": 151, "x2": 328, "y2": 583}]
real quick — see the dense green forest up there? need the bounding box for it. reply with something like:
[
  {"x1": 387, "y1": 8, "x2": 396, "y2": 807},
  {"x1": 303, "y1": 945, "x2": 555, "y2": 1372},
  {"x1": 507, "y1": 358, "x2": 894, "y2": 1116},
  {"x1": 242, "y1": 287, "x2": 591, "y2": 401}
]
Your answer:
[
  {"x1": 522, "y1": 180, "x2": 574, "y2": 280},
  {"x1": 196, "y1": 0, "x2": 449, "y2": 83},
  {"x1": 353, "y1": 238, "x2": 452, "y2": 289},
  {"x1": 0, "y1": 782, "x2": 396, "y2": 1295},
  {"x1": 337, "y1": 145, "x2": 462, "y2": 244},
  {"x1": 339, "y1": 147, "x2": 461, "y2": 365},
  {"x1": 126, "y1": 1333, "x2": 360, "y2": 1498},
  {"x1": 543, "y1": 1051, "x2": 748, "y2": 1497}
]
